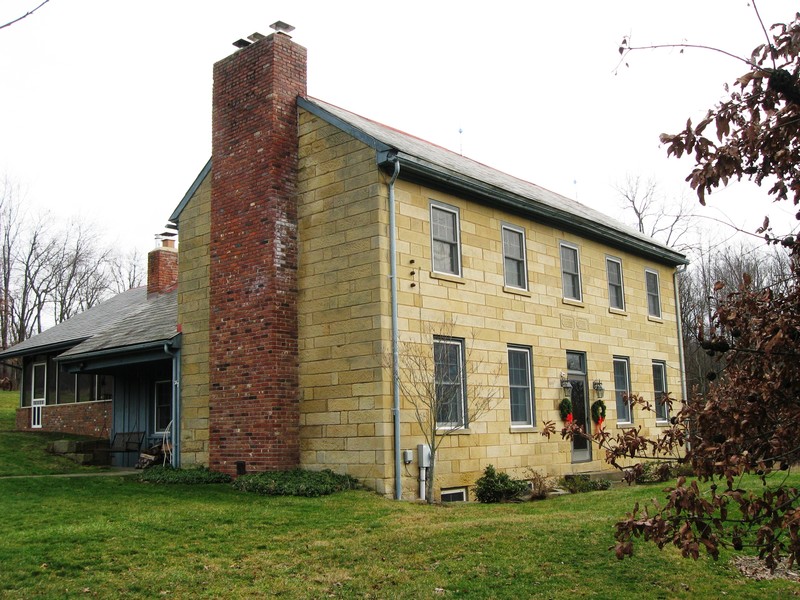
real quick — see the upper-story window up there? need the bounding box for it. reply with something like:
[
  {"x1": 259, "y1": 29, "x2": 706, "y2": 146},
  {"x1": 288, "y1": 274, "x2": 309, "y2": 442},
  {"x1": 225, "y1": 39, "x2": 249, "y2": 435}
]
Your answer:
[
  {"x1": 502, "y1": 224, "x2": 527, "y2": 290},
  {"x1": 645, "y1": 269, "x2": 662, "y2": 318},
  {"x1": 606, "y1": 257, "x2": 625, "y2": 310},
  {"x1": 430, "y1": 202, "x2": 461, "y2": 276},
  {"x1": 560, "y1": 242, "x2": 582, "y2": 301}
]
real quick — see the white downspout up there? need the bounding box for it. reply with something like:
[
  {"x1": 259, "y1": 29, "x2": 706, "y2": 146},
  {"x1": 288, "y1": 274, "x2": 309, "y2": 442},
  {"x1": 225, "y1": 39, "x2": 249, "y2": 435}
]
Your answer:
[
  {"x1": 164, "y1": 343, "x2": 181, "y2": 467},
  {"x1": 388, "y1": 158, "x2": 402, "y2": 500},
  {"x1": 673, "y1": 266, "x2": 688, "y2": 404},
  {"x1": 673, "y1": 266, "x2": 688, "y2": 451}
]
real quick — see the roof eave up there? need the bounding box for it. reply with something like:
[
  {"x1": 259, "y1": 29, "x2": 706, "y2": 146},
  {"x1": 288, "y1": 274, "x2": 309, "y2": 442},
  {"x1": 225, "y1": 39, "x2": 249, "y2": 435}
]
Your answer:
[
  {"x1": 0, "y1": 339, "x2": 87, "y2": 360},
  {"x1": 57, "y1": 335, "x2": 180, "y2": 365},
  {"x1": 169, "y1": 158, "x2": 212, "y2": 224}
]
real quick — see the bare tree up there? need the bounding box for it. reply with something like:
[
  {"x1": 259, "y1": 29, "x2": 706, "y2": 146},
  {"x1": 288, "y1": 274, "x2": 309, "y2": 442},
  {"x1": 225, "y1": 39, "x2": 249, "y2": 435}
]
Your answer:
[
  {"x1": 392, "y1": 317, "x2": 500, "y2": 503},
  {"x1": 0, "y1": 177, "x2": 22, "y2": 350},
  {"x1": 679, "y1": 240, "x2": 794, "y2": 395},
  {"x1": 615, "y1": 175, "x2": 697, "y2": 253},
  {"x1": 107, "y1": 247, "x2": 145, "y2": 293},
  {"x1": 50, "y1": 223, "x2": 113, "y2": 323}
]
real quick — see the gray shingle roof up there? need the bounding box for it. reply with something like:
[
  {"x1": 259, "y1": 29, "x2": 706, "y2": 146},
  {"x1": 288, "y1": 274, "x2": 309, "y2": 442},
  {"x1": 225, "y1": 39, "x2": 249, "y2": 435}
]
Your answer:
[
  {"x1": 60, "y1": 290, "x2": 177, "y2": 359},
  {"x1": 0, "y1": 287, "x2": 177, "y2": 360},
  {"x1": 298, "y1": 97, "x2": 687, "y2": 267}
]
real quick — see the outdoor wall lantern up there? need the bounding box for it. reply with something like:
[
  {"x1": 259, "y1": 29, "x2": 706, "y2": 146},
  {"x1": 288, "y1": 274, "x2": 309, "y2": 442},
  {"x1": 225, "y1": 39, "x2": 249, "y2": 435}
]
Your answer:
[
  {"x1": 560, "y1": 373, "x2": 573, "y2": 397},
  {"x1": 593, "y1": 379, "x2": 605, "y2": 399}
]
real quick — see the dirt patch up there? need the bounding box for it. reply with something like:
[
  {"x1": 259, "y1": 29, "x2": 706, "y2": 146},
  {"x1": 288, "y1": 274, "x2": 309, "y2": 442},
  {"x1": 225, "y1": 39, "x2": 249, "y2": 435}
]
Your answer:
[{"x1": 734, "y1": 556, "x2": 800, "y2": 582}]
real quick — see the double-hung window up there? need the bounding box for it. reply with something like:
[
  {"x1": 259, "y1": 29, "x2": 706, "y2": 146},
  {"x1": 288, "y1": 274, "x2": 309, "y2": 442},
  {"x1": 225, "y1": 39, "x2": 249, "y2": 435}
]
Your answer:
[
  {"x1": 614, "y1": 356, "x2": 632, "y2": 424},
  {"x1": 606, "y1": 257, "x2": 625, "y2": 310},
  {"x1": 652, "y1": 361, "x2": 669, "y2": 422},
  {"x1": 430, "y1": 203, "x2": 461, "y2": 276},
  {"x1": 645, "y1": 269, "x2": 662, "y2": 318},
  {"x1": 507, "y1": 346, "x2": 534, "y2": 427},
  {"x1": 434, "y1": 337, "x2": 466, "y2": 428},
  {"x1": 560, "y1": 243, "x2": 582, "y2": 301},
  {"x1": 502, "y1": 225, "x2": 527, "y2": 290}
]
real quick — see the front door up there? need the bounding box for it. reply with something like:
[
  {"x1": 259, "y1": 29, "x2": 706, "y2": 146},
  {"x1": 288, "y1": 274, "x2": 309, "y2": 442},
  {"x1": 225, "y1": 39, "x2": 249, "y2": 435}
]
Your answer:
[
  {"x1": 567, "y1": 352, "x2": 591, "y2": 462},
  {"x1": 31, "y1": 362, "x2": 46, "y2": 429}
]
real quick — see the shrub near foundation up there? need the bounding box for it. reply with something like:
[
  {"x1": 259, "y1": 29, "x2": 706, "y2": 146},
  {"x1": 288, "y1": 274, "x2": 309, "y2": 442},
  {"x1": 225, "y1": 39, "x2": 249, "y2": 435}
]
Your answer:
[
  {"x1": 232, "y1": 469, "x2": 359, "y2": 497},
  {"x1": 474, "y1": 464, "x2": 529, "y2": 503},
  {"x1": 137, "y1": 465, "x2": 232, "y2": 484}
]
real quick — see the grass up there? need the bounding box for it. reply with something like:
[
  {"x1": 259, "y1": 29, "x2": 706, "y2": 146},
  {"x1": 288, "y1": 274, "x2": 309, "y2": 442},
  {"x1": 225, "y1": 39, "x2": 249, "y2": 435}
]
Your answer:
[
  {"x1": 0, "y1": 390, "x2": 110, "y2": 476},
  {"x1": 2, "y1": 480, "x2": 799, "y2": 596},
  {"x1": 1, "y1": 392, "x2": 798, "y2": 598}
]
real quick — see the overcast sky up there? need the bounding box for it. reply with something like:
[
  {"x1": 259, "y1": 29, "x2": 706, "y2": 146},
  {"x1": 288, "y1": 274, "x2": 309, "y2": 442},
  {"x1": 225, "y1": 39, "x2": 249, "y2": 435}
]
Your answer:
[{"x1": 1, "y1": 0, "x2": 797, "y2": 259}]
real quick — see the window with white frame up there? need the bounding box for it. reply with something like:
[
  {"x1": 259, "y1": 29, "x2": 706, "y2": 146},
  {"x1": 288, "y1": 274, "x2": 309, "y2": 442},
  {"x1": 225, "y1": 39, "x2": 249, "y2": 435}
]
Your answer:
[
  {"x1": 614, "y1": 356, "x2": 632, "y2": 424},
  {"x1": 434, "y1": 337, "x2": 466, "y2": 428},
  {"x1": 606, "y1": 257, "x2": 625, "y2": 310},
  {"x1": 652, "y1": 361, "x2": 669, "y2": 422},
  {"x1": 645, "y1": 269, "x2": 662, "y2": 318},
  {"x1": 560, "y1": 243, "x2": 582, "y2": 301},
  {"x1": 508, "y1": 346, "x2": 534, "y2": 427},
  {"x1": 430, "y1": 203, "x2": 461, "y2": 276},
  {"x1": 502, "y1": 224, "x2": 527, "y2": 289}
]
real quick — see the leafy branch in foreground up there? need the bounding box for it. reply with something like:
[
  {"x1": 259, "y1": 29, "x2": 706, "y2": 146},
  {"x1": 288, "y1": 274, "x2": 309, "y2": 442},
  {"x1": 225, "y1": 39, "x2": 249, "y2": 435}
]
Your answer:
[{"x1": 544, "y1": 254, "x2": 800, "y2": 569}]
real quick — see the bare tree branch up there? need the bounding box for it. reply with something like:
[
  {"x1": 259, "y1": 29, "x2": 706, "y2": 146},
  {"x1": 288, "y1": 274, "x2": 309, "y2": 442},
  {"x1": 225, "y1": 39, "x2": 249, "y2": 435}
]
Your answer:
[{"x1": 0, "y1": 0, "x2": 51, "y2": 31}]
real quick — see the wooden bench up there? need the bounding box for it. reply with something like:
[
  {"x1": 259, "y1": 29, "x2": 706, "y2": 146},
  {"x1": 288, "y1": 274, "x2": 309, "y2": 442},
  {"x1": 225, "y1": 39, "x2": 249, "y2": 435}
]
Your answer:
[{"x1": 109, "y1": 431, "x2": 145, "y2": 455}]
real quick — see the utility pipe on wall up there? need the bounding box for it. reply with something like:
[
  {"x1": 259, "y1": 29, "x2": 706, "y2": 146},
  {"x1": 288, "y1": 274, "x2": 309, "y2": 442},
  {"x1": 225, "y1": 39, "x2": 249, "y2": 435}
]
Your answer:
[
  {"x1": 164, "y1": 342, "x2": 181, "y2": 468},
  {"x1": 387, "y1": 157, "x2": 402, "y2": 500}
]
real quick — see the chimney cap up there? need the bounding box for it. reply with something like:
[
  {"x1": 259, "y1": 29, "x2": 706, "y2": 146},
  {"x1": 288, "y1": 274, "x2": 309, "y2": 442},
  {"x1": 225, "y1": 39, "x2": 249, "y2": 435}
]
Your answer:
[
  {"x1": 232, "y1": 38, "x2": 251, "y2": 49},
  {"x1": 269, "y1": 21, "x2": 295, "y2": 34},
  {"x1": 247, "y1": 32, "x2": 266, "y2": 42}
]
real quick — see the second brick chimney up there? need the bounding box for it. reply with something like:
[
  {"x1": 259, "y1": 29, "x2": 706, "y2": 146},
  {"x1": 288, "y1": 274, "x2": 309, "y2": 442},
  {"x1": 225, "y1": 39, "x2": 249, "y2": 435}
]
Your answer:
[
  {"x1": 207, "y1": 29, "x2": 307, "y2": 474},
  {"x1": 147, "y1": 239, "x2": 178, "y2": 295}
]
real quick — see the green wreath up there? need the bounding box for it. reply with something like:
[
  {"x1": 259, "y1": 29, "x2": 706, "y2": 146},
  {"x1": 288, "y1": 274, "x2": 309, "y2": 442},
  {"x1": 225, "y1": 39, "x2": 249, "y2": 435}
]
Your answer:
[
  {"x1": 591, "y1": 399, "x2": 606, "y2": 423},
  {"x1": 559, "y1": 398, "x2": 573, "y2": 421}
]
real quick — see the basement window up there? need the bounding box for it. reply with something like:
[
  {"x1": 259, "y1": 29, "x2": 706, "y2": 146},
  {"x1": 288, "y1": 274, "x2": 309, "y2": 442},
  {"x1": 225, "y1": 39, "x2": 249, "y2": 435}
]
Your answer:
[{"x1": 441, "y1": 487, "x2": 468, "y2": 502}]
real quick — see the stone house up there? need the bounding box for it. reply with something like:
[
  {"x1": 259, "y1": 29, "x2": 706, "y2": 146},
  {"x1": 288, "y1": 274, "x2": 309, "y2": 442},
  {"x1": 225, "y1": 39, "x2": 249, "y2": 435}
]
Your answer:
[{"x1": 2, "y1": 27, "x2": 687, "y2": 500}]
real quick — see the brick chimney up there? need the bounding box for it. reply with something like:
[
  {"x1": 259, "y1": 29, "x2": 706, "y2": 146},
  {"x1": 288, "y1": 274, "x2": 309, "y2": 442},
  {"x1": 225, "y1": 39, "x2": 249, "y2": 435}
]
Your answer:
[
  {"x1": 147, "y1": 238, "x2": 178, "y2": 295},
  {"x1": 208, "y1": 28, "x2": 307, "y2": 474}
]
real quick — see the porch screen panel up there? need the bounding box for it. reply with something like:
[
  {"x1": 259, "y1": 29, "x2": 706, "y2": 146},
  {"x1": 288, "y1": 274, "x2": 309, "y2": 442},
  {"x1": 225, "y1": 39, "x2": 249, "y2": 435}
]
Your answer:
[
  {"x1": 77, "y1": 374, "x2": 96, "y2": 402},
  {"x1": 57, "y1": 364, "x2": 75, "y2": 404}
]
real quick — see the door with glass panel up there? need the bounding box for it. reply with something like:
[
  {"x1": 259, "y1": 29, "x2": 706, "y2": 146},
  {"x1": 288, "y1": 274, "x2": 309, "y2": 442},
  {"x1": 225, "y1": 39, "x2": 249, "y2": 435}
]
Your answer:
[
  {"x1": 567, "y1": 352, "x2": 591, "y2": 462},
  {"x1": 31, "y1": 362, "x2": 46, "y2": 428}
]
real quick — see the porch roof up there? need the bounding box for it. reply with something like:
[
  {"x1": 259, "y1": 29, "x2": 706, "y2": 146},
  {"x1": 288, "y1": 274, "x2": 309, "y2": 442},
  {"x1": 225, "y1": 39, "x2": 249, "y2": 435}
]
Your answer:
[
  {"x1": 58, "y1": 290, "x2": 178, "y2": 363},
  {"x1": 0, "y1": 287, "x2": 154, "y2": 360}
]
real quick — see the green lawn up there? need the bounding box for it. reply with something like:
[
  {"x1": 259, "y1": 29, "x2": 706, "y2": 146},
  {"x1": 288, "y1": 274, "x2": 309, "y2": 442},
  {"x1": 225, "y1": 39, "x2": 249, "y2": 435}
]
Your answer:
[
  {"x1": 1, "y1": 390, "x2": 797, "y2": 598},
  {"x1": 1, "y1": 476, "x2": 798, "y2": 597},
  {"x1": 0, "y1": 390, "x2": 110, "y2": 476}
]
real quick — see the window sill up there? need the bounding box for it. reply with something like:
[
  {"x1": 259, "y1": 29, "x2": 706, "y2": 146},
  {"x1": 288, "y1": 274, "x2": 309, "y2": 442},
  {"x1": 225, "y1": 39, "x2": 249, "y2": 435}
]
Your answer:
[
  {"x1": 647, "y1": 315, "x2": 663, "y2": 323},
  {"x1": 503, "y1": 286, "x2": 531, "y2": 297},
  {"x1": 616, "y1": 422, "x2": 635, "y2": 429},
  {"x1": 429, "y1": 271, "x2": 465, "y2": 285},
  {"x1": 608, "y1": 307, "x2": 627, "y2": 316},
  {"x1": 655, "y1": 420, "x2": 671, "y2": 427},
  {"x1": 436, "y1": 427, "x2": 471, "y2": 435},
  {"x1": 562, "y1": 297, "x2": 585, "y2": 308},
  {"x1": 509, "y1": 426, "x2": 537, "y2": 433}
]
